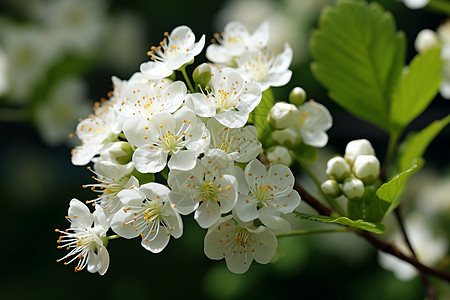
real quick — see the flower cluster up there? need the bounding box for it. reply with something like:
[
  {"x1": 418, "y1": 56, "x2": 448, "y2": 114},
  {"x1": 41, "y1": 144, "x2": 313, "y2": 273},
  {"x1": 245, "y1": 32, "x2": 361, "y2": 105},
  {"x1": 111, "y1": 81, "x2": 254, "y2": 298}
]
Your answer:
[
  {"x1": 56, "y1": 22, "x2": 333, "y2": 275},
  {"x1": 321, "y1": 139, "x2": 380, "y2": 200}
]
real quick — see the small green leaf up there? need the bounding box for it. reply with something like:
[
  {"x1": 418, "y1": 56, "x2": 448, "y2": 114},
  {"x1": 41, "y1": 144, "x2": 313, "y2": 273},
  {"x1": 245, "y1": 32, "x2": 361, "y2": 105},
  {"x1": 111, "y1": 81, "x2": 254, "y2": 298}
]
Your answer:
[
  {"x1": 310, "y1": 0, "x2": 405, "y2": 131},
  {"x1": 390, "y1": 48, "x2": 443, "y2": 129},
  {"x1": 377, "y1": 159, "x2": 424, "y2": 215},
  {"x1": 347, "y1": 183, "x2": 390, "y2": 223},
  {"x1": 295, "y1": 213, "x2": 385, "y2": 234},
  {"x1": 249, "y1": 88, "x2": 274, "y2": 141},
  {"x1": 291, "y1": 144, "x2": 318, "y2": 163},
  {"x1": 397, "y1": 115, "x2": 450, "y2": 173}
]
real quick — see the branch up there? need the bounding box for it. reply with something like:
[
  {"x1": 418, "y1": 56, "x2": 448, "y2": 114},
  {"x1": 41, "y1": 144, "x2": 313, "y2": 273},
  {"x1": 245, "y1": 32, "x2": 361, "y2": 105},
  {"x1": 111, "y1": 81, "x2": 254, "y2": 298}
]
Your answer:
[{"x1": 293, "y1": 180, "x2": 450, "y2": 283}]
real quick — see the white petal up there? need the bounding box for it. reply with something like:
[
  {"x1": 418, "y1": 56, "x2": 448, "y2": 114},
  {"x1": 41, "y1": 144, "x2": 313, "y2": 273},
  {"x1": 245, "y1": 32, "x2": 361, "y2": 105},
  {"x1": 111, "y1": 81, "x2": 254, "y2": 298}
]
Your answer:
[
  {"x1": 249, "y1": 226, "x2": 277, "y2": 264},
  {"x1": 139, "y1": 182, "x2": 170, "y2": 203},
  {"x1": 235, "y1": 194, "x2": 258, "y2": 222},
  {"x1": 216, "y1": 174, "x2": 238, "y2": 213},
  {"x1": 258, "y1": 207, "x2": 291, "y2": 234},
  {"x1": 231, "y1": 166, "x2": 249, "y2": 194},
  {"x1": 195, "y1": 200, "x2": 221, "y2": 228},
  {"x1": 161, "y1": 81, "x2": 187, "y2": 113},
  {"x1": 111, "y1": 208, "x2": 142, "y2": 239},
  {"x1": 161, "y1": 203, "x2": 183, "y2": 238},
  {"x1": 96, "y1": 246, "x2": 110, "y2": 276},
  {"x1": 71, "y1": 144, "x2": 99, "y2": 166},
  {"x1": 93, "y1": 205, "x2": 109, "y2": 234},
  {"x1": 168, "y1": 149, "x2": 198, "y2": 171},
  {"x1": 140, "y1": 61, "x2": 173, "y2": 80},
  {"x1": 141, "y1": 225, "x2": 170, "y2": 253},
  {"x1": 185, "y1": 93, "x2": 216, "y2": 117},
  {"x1": 215, "y1": 110, "x2": 249, "y2": 128},
  {"x1": 133, "y1": 147, "x2": 167, "y2": 173},
  {"x1": 68, "y1": 199, "x2": 93, "y2": 228}
]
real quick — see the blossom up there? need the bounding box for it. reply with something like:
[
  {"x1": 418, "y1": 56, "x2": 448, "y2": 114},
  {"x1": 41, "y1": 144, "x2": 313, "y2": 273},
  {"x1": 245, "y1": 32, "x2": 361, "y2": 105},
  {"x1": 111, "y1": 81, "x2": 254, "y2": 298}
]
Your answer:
[
  {"x1": 84, "y1": 160, "x2": 138, "y2": 221},
  {"x1": 403, "y1": 0, "x2": 429, "y2": 9},
  {"x1": 295, "y1": 101, "x2": 332, "y2": 148},
  {"x1": 186, "y1": 68, "x2": 262, "y2": 128},
  {"x1": 232, "y1": 159, "x2": 301, "y2": 233},
  {"x1": 168, "y1": 149, "x2": 238, "y2": 228},
  {"x1": 117, "y1": 79, "x2": 186, "y2": 120},
  {"x1": 56, "y1": 199, "x2": 110, "y2": 275},
  {"x1": 204, "y1": 215, "x2": 277, "y2": 274},
  {"x1": 206, "y1": 21, "x2": 269, "y2": 65},
  {"x1": 123, "y1": 107, "x2": 210, "y2": 173},
  {"x1": 111, "y1": 183, "x2": 182, "y2": 253},
  {"x1": 140, "y1": 25, "x2": 205, "y2": 79},
  {"x1": 235, "y1": 43, "x2": 293, "y2": 91},
  {"x1": 207, "y1": 118, "x2": 261, "y2": 162}
]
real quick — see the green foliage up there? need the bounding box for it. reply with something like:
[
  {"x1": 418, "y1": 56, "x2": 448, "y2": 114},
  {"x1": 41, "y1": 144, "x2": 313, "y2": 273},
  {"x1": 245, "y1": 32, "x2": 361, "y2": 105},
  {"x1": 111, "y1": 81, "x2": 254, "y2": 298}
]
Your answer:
[
  {"x1": 376, "y1": 159, "x2": 424, "y2": 216},
  {"x1": 249, "y1": 88, "x2": 275, "y2": 141},
  {"x1": 295, "y1": 213, "x2": 385, "y2": 234},
  {"x1": 397, "y1": 115, "x2": 450, "y2": 173},
  {"x1": 291, "y1": 144, "x2": 318, "y2": 163},
  {"x1": 310, "y1": 0, "x2": 405, "y2": 131},
  {"x1": 347, "y1": 183, "x2": 390, "y2": 223},
  {"x1": 390, "y1": 48, "x2": 443, "y2": 129}
]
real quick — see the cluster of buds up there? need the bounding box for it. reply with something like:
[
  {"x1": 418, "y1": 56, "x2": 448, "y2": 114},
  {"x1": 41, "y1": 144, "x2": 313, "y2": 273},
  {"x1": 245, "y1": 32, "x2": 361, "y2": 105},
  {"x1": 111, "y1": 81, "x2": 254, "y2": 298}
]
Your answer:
[
  {"x1": 321, "y1": 139, "x2": 380, "y2": 200},
  {"x1": 265, "y1": 87, "x2": 332, "y2": 165}
]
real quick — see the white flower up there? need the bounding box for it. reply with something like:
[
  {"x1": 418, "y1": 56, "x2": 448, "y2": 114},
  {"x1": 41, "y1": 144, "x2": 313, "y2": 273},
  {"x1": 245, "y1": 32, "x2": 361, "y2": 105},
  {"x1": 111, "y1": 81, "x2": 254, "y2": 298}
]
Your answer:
[
  {"x1": 204, "y1": 215, "x2": 277, "y2": 274},
  {"x1": 111, "y1": 183, "x2": 182, "y2": 253},
  {"x1": 266, "y1": 146, "x2": 292, "y2": 166},
  {"x1": 71, "y1": 99, "x2": 123, "y2": 166},
  {"x1": 342, "y1": 178, "x2": 365, "y2": 200},
  {"x1": 403, "y1": 0, "x2": 429, "y2": 9},
  {"x1": 271, "y1": 128, "x2": 300, "y2": 147},
  {"x1": 123, "y1": 107, "x2": 210, "y2": 173},
  {"x1": 295, "y1": 101, "x2": 332, "y2": 148},
  {"x1": 414, "y1": 29, "x2": 440, "y2": 54},
  {"x1": 378, "y1": 214, "x2": 447, "y2": 280},
  {"x1": 206, "y1": 21, "x2": 269, "y2": 65},
  {"x1": 207, "y1": 118, "x2": 261, "y2": 162},
  {"x1": 84, "y1": 160, "x2": 138, "y2": 221},
  {"x1": 35, "y1": 76, "x2": 92, "y2": 146},
  {"x1": 186, "y1": 68, "x2": 262, "y2": 128},
  {"x1": 140, "y1": 25, "x2": 205, "y2": 79},
  {"x1": 168, "y1": 149, "x2": 238, "y2": 228},
  {"x1": 353, "y1": 155, "x2": 380, "y2": 184},
  {"x1": 326, "y1": 156, "x2": 351, "y2": 182},
  {"x1": 268, "y1": 101, "x2": 300, "y2": 129},
  {"x1": 235, "y1": 43, "x2": 293, "y2": 91},
  {"x1": 344, "y1": 139, "x2": 375, "y2": 166},
  {"x1": 117, "y1": 79, "x2": 186, "y2": 120},
  {"x1": 56, "y1": 199, "x2": 110, "y2": 275},
  {"x1": 232, "y1": 159, "x2": 301, "y2": 233}
]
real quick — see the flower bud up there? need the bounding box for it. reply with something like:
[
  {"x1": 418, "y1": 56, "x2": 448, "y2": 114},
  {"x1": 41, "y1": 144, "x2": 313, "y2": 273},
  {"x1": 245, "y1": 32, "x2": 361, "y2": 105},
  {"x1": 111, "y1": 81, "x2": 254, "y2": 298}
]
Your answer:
[
  {"x1": 268, "y1": 102, "x2": 300, "y2": 129},
  {"x1": 353, "y1": 155, "x2": 380, "y2": 184},
  {"x1": 271, "y1": 128, "x2": 301, "y2": 147},
  {"x1": 101, "y1": 142, "x2": 134, "y2": 165},
  {"x1": 326, "y1": 156, "x2": 351, "y2": 182},
  {"x1": 342, "y1": 178, "x2": 365, "y2": 200},
  {"x1": 415, "y1": 29, "x2": 440, "y2": 53},
  {"x1": 344, "y1": 139, "x2": 375, "y2": 165},
  {"x1": 266, "y1": 146, "x2": 292, "y2": 166},
  {"x1": 193, "y1": 63, "x2": 212, "y2": 87},
  {"x1": 289, "y1": 87, "x2": 307, "y2": 106},
  {"x1": 321, "y1": 179, "x2": 341, "y2": 198}
]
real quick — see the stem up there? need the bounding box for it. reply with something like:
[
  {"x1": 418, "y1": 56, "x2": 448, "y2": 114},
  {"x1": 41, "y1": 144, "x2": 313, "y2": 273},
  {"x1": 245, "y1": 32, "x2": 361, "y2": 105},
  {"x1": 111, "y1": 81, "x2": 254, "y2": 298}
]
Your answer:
[
  {"x1": 394, "y1": 207, "x2": 437, "y2": 300},
  {"x1": 277, "y1": 228, "x2": 350, "y2": 238},
  {"x1": 180, "y1": 67, "x2": 195, "y2": 93},
  {"x1": 381, "y1": 130, "x2": 400, "y2": 181},
  {"x1": 107, "y1": 235, "x2": 121, "y2": 240},
  {"x1": 298, "y1": 159, "x2": 346, "y2": 216}
]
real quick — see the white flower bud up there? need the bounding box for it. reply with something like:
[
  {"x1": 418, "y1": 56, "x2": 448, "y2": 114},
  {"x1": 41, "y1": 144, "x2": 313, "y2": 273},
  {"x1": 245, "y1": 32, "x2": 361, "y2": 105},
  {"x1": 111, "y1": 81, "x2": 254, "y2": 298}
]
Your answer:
[
  {"x1": 342, "y1": 178, "x2": 365, "y2": 200},
  {"x1": 415, "y1": 29, "x2": 440, "y2": 53},
  {"x1": 344, "y1": 139, "x2": 375, "y2": 165},
  {"x1": 193, "y1": 63, "x2": 212, "y2": 87},
  {"x1": 271, "y1": 128, "x2": 301, "y2": 147},
  {"x1": 353, "y1": 155, "x2": 380, "y2": 184},
  {"x1": 266, "y1": 146, "x2": 292, "y2": 166},
  {"x1": 289, "y1": 87, "x2": 306, "y2": 106},
  {"x1": 321, "y1": 179, "x2": 341, "y2": 198},
  {"x1": 326, "y1": 156, "x2": 351, "y2": 182},
  {"x1": 268, "y1": 102, "x2": 300, "y2": 129},
  {"x1": 100, "y1": 141, "x2": 134, "y2": 165}
]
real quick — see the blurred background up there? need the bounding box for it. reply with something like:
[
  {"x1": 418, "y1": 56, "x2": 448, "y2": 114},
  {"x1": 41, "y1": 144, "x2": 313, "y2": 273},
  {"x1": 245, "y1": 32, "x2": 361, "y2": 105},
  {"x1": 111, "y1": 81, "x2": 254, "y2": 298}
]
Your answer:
[{"x1": 0, "y1": 0, "x2": 449, "y2": 299}]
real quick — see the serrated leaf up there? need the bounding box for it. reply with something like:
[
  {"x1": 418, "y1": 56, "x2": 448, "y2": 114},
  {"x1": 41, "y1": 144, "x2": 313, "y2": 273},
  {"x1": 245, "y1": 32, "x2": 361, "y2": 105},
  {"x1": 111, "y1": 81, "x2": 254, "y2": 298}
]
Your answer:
[
  {"x1": 390, "y1": 48, "x2": 443, "y2": 129},
  {"x1": 397, "y1": 115, "x2": 450, "y2": 173},
  {"x1": 249, "y1": 88, "x2": 274, "y2": 141},
  {"x1": 310, "y1": 0, "x2": 405, "y2": 131},
  {"x1": 295, "y1": 213, "x2": 385, "y2": 234},
  {"x1": 377, "y1": 159, "x2": 423, "y2": 215}
]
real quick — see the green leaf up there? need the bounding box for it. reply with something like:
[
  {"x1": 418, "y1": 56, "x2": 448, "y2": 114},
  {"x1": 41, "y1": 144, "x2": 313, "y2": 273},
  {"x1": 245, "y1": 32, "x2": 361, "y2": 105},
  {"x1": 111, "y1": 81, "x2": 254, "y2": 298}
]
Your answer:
[
  {"x1": 397, "y1": 115, "x2": 450, "y2": 173},
  {"x1": 377, "y1": 158, "x2": 424, "y2": 215},
  {"x1": 249, "y1": 88, "x2": 274, "y2": 141},
  {"x1": 390, "y1": 48, "x2": 443, "y2": 129},
  {"x1": 291, "y1": 143, "x2": 318, "y2": 163},
  {"x1": 310, "y1": 0, "x2": 405, "y2": 131},
  {"x1": 295, "y1": 213, "x2": 386, "y2": 234},
  {"x1": 348, "y1": 183, "x2": 390, "y2": 223}
]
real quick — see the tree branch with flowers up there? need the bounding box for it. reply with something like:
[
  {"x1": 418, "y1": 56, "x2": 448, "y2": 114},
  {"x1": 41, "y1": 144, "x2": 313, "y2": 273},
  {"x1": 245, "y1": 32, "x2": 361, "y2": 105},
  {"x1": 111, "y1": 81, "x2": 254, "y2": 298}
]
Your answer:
[{"x1": 55, "y1": 0, "x2": 449, "y2": 297}]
